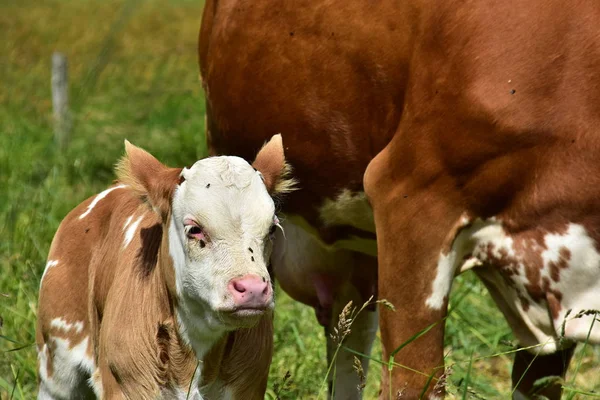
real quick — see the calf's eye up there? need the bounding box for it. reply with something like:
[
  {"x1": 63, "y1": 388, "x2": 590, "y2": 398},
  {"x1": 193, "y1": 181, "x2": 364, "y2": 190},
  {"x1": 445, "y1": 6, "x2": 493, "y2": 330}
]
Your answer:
[
  {"x1": 185, "y1": 224, "x2": 206, "y2": 243},
  {"x1": 188, "y1": 226, "x2": 202, "y2": 235}
]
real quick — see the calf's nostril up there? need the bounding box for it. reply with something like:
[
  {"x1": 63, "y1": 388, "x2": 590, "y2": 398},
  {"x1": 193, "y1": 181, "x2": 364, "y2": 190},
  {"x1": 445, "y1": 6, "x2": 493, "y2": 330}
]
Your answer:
[{"x1": 232, "y1": 281, "x2": 246, "y2": 293}]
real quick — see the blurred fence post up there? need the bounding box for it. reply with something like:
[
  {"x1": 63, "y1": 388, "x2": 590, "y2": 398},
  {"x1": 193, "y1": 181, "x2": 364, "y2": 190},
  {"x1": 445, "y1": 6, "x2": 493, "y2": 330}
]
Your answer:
[{"x1": 52, "y1": 52, "x2": 71, "y2": 150}]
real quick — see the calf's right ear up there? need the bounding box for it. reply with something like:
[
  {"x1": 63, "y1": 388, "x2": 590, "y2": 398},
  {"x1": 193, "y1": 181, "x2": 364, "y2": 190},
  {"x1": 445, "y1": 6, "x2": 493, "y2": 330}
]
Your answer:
[
  {"x1": 116, "y1": 140, "x2": 182, "y2": 222},
  {"x1": 252, "y1": 134, "x2": 297, "y2": 196}
]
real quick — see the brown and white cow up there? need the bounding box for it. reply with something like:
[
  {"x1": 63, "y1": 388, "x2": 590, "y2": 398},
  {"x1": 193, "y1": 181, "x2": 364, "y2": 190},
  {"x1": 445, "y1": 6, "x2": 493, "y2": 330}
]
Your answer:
[
  {"x1": 36, "y1": 136, "x2": 293, "y2": 399},
  {"x1": 199, "y1": 0, "x2": 600, "y2": 399}
]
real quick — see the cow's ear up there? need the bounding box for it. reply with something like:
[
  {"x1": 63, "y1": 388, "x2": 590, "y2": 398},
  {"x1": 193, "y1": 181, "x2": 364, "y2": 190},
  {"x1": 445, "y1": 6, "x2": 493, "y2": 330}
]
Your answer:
[
  {"x1": 252, "y1": 134, "x2": 297, "y2": 195},
  {"x1": 116, "y1": 140, "x2": 182, "y2": 222}
]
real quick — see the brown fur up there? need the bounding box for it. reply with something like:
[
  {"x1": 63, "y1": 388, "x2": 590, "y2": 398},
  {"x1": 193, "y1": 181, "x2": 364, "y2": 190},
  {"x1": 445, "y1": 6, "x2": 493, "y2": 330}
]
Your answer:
[
  {"x1": 201, "y1": 314, "x2": 273, "y2": 399},
  {"x1": 200, "y1": 0, "x2": 600, "y2": 398},
  {"x1": 115, "y1": 140, "x2": 183, "y2": 223}
]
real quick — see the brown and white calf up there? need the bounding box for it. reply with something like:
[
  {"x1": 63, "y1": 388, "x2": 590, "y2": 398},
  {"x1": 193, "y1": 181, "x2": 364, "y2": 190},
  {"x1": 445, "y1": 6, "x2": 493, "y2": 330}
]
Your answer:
[
  {"x1": 36, "y1": 136, "x2": 293, "y2": 399},
  {"x1": 200, "y1": 0, "x2": 600, "y2": 398}
]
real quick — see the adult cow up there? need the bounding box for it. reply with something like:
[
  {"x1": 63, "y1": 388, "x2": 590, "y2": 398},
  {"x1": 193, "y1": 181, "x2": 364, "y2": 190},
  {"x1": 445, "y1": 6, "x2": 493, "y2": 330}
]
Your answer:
[
  {"x1": 199, "y1": 1, "x2": 600, "y2": 399},
  {"x1": 36, "y1": 137, "x2": 292, "y2": 399}
]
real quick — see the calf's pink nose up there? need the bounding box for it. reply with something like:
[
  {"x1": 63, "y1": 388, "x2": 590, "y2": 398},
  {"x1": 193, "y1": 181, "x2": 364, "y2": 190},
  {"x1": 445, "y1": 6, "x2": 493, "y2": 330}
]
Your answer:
[{"x1": 228, "y1": 275, "x2": 272, "y2": 308}]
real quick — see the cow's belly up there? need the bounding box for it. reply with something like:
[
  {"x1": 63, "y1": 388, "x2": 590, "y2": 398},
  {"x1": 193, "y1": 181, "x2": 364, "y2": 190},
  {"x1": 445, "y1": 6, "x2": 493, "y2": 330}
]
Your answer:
[
  {"x1": 273, "y1": 217, "x2": 375, "y2": 309},
  {"x1": 437, "y1": 217, "x2": 600, "y2": 354},
  {"x1": 272, "y1": 191, "x2": 377, "y2": 318}
]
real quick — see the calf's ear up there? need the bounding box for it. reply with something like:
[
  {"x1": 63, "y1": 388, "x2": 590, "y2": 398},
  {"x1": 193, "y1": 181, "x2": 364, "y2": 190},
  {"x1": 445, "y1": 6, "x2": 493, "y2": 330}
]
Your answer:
[
  {"x1": 116, "y1": 140, "x2": 182, "y2": 222},
  {"x1": 252, "y1": 134, "x2": 297, "y2": 195}
]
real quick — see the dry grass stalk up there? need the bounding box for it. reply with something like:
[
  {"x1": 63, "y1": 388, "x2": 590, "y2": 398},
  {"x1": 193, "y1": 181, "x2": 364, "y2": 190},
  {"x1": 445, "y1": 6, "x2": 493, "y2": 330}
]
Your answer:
[
  {"x1": 330, "y1": 301, "x2": 355, "y2": 345},
  {"x1": 353, "y1": 356, "x2": 366, "y2": 393}
]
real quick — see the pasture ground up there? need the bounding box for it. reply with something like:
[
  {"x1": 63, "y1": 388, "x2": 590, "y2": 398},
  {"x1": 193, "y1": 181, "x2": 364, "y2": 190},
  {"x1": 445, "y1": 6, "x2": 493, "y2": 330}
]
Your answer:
[{"x1": 0, "y1": 0, "x2": 598, "y2": 398}]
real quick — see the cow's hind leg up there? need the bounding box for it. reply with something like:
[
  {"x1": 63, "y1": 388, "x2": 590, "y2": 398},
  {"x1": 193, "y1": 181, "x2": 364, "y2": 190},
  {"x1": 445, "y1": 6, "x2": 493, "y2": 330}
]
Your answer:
[
  {"x1": 511, "y1": 346, "x2": 574, "y2": 400},
  {"x1": 326, "y1": 258, "x2": 379, "y2": 400}
]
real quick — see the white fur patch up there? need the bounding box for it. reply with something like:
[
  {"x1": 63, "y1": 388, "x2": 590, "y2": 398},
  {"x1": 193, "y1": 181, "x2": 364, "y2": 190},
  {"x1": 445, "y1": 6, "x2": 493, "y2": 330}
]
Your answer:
[
  {"x1": 316, "y1": 190, "x2": 377, "y2": 256},
  {"x1": 37, "y1": 343, "x2": 51, "y2": 386},
  {"x1": 433, "y1": 217, "x2": 600, "y2": 354},
  {"x1": 79, "y1": 184, "x2": 126, "y2": 219},
  {"x1": 287, "y1": 214, "x2": 377, "y2": 257},
  {"x1": 122, "y1": 215, "x2": 133, "y2": 231},
  {"x1": 50, "y1": 317, "x2": 84, "y2": 334},
  {"x1": 426, "y1": 251, "x2": 458, "y2": 310},
  {"x1": 37, "y1": 336, "x2": 94, "y2": 398},
  {"x1": 543, "y1": 224, "x2": 600, "y2": 343},
  {"x1": 123, "y1": 215, "x2": 144, "y2": 248},
  {"x1": 319, "y1": 190, "x2": 375, "y2": 232},
  {"x1": 425, "y1": 215, "x2": 473, "y2": 310},
  {"x1": 40, "y1": 259, "x2": 59, "y2": 286}
]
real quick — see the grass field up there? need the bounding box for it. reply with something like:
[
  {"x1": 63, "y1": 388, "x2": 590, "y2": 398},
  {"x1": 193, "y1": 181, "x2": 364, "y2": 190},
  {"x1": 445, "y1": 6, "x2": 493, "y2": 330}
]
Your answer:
[{"x1": 1, "y1": 1, "x2": 599, "y2": 398}]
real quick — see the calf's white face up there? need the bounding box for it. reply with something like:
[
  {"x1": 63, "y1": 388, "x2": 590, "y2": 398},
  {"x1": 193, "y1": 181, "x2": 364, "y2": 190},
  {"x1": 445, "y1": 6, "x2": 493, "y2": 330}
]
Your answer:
[{"x1": 169, "y1": 156, "x2": 277, "y2": 329}]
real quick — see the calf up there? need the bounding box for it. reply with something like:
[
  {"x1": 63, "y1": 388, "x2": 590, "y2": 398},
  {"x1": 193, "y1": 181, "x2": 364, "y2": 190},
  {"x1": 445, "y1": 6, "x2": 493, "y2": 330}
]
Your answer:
[{"x1": 36, "y1": 135, "x2": 293, "y2": 399}]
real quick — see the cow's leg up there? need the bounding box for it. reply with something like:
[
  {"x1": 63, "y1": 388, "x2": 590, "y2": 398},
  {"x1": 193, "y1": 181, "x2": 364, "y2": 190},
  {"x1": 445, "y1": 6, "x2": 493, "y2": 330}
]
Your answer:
[
  {"x1": 272, "y1": 221, "x2": 378, "y2": 399},
  {"x1": 326, "y1": 262, "x2": 379, "y2": 400},
  {"x1": 364, "y1": 143, "x2": 465, "y2": 399},
  {"x1": 511, "y1": 346, "x2": 574, "y2": 400}
]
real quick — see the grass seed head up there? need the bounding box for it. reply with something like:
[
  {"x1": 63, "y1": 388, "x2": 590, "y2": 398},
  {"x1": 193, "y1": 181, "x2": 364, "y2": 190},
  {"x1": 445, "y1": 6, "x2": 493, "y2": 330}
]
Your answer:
[
  {"x1": 352, "y1": 356, "x2": 366, "y2": 392},
  {"x1": 330, "y1": 301, "x2": 354, "y2": 344}
]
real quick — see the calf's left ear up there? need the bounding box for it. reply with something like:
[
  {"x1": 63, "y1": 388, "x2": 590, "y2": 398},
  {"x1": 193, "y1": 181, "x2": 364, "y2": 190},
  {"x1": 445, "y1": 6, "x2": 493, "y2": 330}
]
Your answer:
[
  {"x1": 116, "y1": 140, "x2": 182, "y2": 222},
  {"x1": 252, "y1": 134, "x2": 297, "y2": 195}
]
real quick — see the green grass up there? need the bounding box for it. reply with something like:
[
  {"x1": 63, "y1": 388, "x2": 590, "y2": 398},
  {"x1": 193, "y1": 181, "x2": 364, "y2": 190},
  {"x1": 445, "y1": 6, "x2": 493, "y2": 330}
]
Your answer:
[{"x1": 0, "y1": 1, "x2": 598, "y2": 399}]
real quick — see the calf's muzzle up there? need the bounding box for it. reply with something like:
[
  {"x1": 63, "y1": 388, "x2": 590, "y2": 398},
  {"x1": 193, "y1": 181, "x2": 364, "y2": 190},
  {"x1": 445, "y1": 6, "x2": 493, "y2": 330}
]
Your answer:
[{"x1": 228, "y1": 274, "x2": 272, "y2": 309}]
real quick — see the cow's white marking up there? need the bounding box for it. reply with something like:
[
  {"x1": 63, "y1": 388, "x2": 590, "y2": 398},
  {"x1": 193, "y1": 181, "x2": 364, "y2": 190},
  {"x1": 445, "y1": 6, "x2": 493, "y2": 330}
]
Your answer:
[
  {"x1": 426, "y1": 251, "x2": 458, "y2": 310},
  {"x1": 123, "y1": 215, "x2": 133, "y2": 231},
  {"x1": 425, "y1": 214, "x2": 473, "y2": 310},
  {"x1": 123, "y1": 215, "x2": 144, "y2": 248},
  {"x1": 428, "y1": 217, "x2": 600, "y2": 354},
  {"x1": 40, "y1": 259, "x2": 59, "y2": 286},
  {"x1": 313, "y1": 190, "x2": 378, "y2": 256},
  {"x1": 50, "y1": 317, "x2": 84, "y2": 334},
  {"x1": 79, "y1": 184, "x2": 126, "y2": 219},
  {"x1": 543, "y1": 224, "x2": 600, "y2": 343},
  {"x1": 319, "y1": 190, "x2": 375, "y2": 232},
  {"x1": 287, "y1": 214, "x2": 377, "y2": 257}
]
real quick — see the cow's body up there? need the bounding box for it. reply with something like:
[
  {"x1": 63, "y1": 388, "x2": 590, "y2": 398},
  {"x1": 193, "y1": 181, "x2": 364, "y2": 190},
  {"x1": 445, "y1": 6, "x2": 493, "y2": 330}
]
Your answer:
[
  {"x1": 199, "y1": 0, "x2": 600, "y2": 398},
  {"x1": 37, "y1": 139, "x2": 290, "y2": 399}
]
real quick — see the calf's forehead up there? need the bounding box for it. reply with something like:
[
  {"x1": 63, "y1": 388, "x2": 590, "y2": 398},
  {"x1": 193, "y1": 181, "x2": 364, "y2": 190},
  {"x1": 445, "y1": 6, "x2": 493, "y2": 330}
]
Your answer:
[{"x1": 175, "y1": 156, "x2": 275, "y2": 226}]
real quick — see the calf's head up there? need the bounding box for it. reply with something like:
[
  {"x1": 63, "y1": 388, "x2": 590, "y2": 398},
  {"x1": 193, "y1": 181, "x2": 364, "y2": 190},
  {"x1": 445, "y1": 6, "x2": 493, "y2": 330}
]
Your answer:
[{"x1": 117, "y1": 135, "x2": 294, "y2": 332}]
